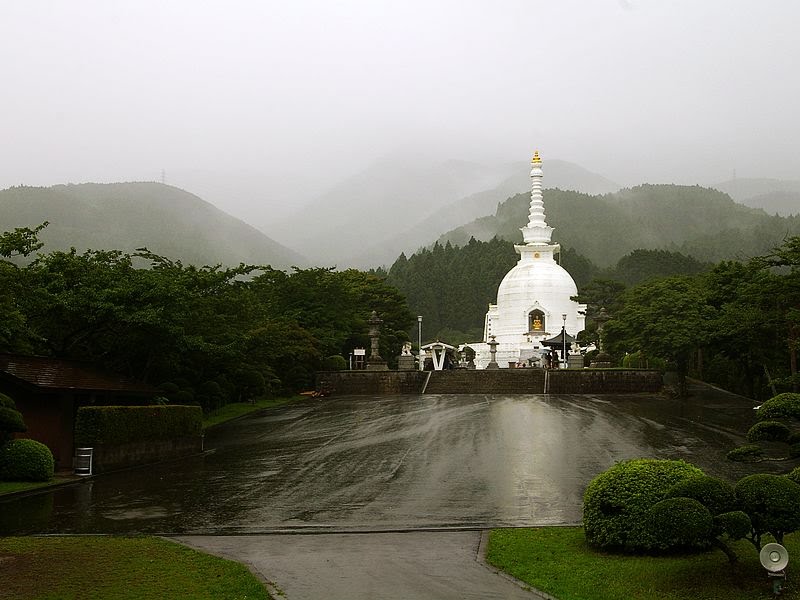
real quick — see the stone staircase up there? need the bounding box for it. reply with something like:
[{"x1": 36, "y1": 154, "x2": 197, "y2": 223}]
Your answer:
[{"x1": 423, "y1": 369, "x2": 546, "y2": 394}]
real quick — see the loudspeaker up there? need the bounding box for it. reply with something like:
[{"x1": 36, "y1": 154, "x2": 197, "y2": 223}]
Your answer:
[{"x1": 760, "y1": 543, "x2": 789, "y2": 572}]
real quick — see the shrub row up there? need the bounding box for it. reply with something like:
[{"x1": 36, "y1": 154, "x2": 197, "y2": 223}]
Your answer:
[
  {"x1": 75, "y1": 405, "x2": 203, "y2": 447},
  {"x1": 584, "y1": 459, "x2": 800, "y2": 553}
]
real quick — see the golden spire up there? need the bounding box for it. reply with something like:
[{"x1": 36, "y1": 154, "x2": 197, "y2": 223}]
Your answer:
[{"x1": 531, "y1": 150, "x2": 541, "y2": 164}]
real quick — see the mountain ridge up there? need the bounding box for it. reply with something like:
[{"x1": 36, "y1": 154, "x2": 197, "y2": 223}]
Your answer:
[{"x1": 0, "y1": 182, "x2": 305, "y2": 268}]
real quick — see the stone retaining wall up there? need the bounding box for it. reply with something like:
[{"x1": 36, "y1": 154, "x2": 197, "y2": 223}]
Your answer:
[
  {"x1": 316, "y1": 369, "x2": 662, "y2": 396},
  {"x1": 316, "y1": 371, "x2": 427, "y2": 395},
  {"x1": 546, "y1": 369, "x2": 662, "y2": 394}
]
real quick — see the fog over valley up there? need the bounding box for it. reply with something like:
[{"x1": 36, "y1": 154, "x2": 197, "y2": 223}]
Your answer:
[{"x1": 2, "y1": 1, "x2": 799, "y2": 266}]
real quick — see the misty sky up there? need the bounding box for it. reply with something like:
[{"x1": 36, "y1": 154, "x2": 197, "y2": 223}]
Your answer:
[{"x1": 2, "y1": 1, "x2": 798, "y2": 222}]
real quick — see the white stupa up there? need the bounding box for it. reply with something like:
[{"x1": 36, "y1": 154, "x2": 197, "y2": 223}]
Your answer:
[{"x1": 471, "y1": 151, "x2": 586, "y2": 369}]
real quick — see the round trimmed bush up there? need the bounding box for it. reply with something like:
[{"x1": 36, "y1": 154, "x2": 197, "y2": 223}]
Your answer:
[
  {"x1": 583, "y1": 458, "x2": 704, "y2": 551},
  {"x1": 756, "y1": 393, "x2": 800, "y2": 422},
  {"x1": 735, "y1": 474, "x2": 800, "y2": 542},
  {"x1": 747, "y1": 420, "x2": 791, "y2": 443},
  {"x1": 323, "y1": 355, "x2": 348, "y2": 371},
  {"x1": 646, "y1": 497, "x2": 713, "y2": 551},
  {"x1": 0, "y1": 439, "x2": 55, "y2": 482},
  {"x1": 665, "y1": 475, "x2": 735, "y2": 516},
  {"x1": 727, "y1": 444, "x2": 764, "y2": 462},
  {"x1": 713, "y1": 510, "x2": 752, "y2": 540}
]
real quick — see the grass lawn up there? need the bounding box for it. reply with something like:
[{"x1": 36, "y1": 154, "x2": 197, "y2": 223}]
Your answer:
[
  {"x1": 0, "y1": 536, "x2": 272, "y2": 600},
  {"x1": 202, "y1": 395, "x2": 303, "y2": 430},
  {"x1": 487, "y1": 527, "x2": 799, "y2": 600},
  {"x1": 0, "y1": 477, "x2": 74, "y2": 498}
]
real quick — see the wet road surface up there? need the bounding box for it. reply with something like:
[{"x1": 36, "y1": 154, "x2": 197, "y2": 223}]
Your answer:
[{"x1": 0, "y1": 385, "x2": 763, "y2": 536}]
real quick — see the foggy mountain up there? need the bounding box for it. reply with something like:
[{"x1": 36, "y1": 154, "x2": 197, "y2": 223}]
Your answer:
[
  {"x1": 0, "y1": 183, "x2": 305, "y2": 269},
  {"x1": 712, "y1": 178, "x2": 800, "y2": 216},
  {"x1": 437, "y1": 184, "x2": 800, "y2": 267},
  {"x1": 264, "y1": 155, "x2": 619, "y2": 268}
]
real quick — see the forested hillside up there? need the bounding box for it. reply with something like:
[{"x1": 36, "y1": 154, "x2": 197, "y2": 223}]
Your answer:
[
  {"x1": 385, "y1": 237, "x2": 704, "y2": 342},
  {"x1": 0, "y1": 183, "x2": 305, "y2": 268},
  {"x1": 438, "y1": 184, "x2": 800, "y2": 267}
]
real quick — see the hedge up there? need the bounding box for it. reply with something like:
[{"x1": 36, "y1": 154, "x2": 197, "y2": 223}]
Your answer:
[
  {"x1": 583, "y1": 458, "x2": 704, "y2": 551},
  {"x1": 756, "y1": 393, "x2": 800, "y2": 422},
  {"x1": 75, "y1": 405, "x2": 203, "y2": 447},
  {"x1": 735, "y1": 474, "x2": 800, "y2": 544},
  {"x1": 747, "y1": 420, "x2": 792, "y2": 443}
]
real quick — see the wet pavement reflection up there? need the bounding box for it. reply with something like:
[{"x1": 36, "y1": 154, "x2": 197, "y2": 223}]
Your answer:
[{"x1": 0, "y1": 385, "x2": 775, "y2": 535}]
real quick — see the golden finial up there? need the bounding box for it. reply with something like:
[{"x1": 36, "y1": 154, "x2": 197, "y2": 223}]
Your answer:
[{"x1": 531, "y1": 150, "x2": 541, "y2": 164}]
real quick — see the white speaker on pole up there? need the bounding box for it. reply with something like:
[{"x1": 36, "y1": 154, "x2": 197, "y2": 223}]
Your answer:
[{"x1": 760, "y1": 543, "x2": 789, "y2": 572}]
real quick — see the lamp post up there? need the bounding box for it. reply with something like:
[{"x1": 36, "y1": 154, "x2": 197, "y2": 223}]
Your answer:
[
  {"x1": 562, "y1": 313, "x2": 567, "y2": 368},
  {"x1": 418, "y1": 315, "x2": 423, "y2": 371}
]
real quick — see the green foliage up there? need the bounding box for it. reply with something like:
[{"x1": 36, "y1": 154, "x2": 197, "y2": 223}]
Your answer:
[
  {"x1": 74, "y1": 406, "x2": 203, "y2": 447},
  {"x1": 746, "y1": 420, "x2": 792, "y2": 443},
  {"x1": 583, "y1": 458, "x2": 704, "y2": 551},
  {"x1": 726, "y1": 444, "x2": 764, "y2": 461},
  {"x1": 0, "y1": 438, "x2": 54, "y2": 482},
  {"x1": 756, "y1": 393, "x2": 800, "y2": 421},
  {"x1": 787, "y1": 466, "x2": 800, "y2": 485},
  {"x1": 609, "y1": 249, "x2": 712, "y2": 286},
  {"x1": 645, "y1": 497, "x2": 713, "y2": 551},
  {"x1": 0, "y1": 221, "x2": 414, "y2": 405},
  {"x1": 735, "y1": 474, "x2": 800, "y2": 544},
  {"x1": 604, "y1": 275, "x2": 714, "y2": 395},
  {"x1": 323, "y1": 355, "x2": 348, "y2": 371},
  {"x1": 665, "y1": 475, "x2": 736, "y2": 516},
  {"x1": 713, "y1": 511, "x2": 752, "y2": 541},
  {"x1": 0, "y1": 222, "x2": 48, "y2": 258},
  {"x1": 621, "y1": 351, "x2": 666, "y2": 370},
  {"x1": 0, "y1": 393, "x2": 26, "y2": 444}
]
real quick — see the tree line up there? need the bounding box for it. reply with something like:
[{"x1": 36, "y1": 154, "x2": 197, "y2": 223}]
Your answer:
[{"x1": 0, "y1": 224, "x2": 413, "y2": 410}]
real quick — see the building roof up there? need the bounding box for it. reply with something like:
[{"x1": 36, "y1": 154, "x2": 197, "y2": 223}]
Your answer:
[
  {"x1": 0, "y1": 354, "x2": 156, "y2": 394},
  {"x1": 541, "y1": 331, "x2": 577, "y2": 347}
]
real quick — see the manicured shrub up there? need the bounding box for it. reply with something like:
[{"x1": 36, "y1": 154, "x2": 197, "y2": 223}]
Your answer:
[
  {"x1": 735, "y1": 474, "x2": 800, "y2": 544},
  {"x1": 0, "y1": 392, "x2": 15, "y2": 408},
  {"x1": 789, "y1": 431, "x2": 800, "y2": 445},
  {"x1": 0, "y1": 439, "x2": 54, "y2": 482},
  {"x1": 74, "y1": 405, "x2": 203, "y2": 447},
  {"x1": 713, "y1": 510, "x2": 752, "y2": 540},
  {"x1": 583, "y1": 458, "x2": 704, "y2": 551},
  {"x1": 787, "y1": 466, "x2": 800, "y2": 486},
  {"x1": 756, "y1": 393, "x2": 800, "y2": 422},
  {"x1": 726, "y1": 444, "x2": 764, "y2": 462},
  {"x1": 665, "y1": 475, "x2": 735, "y2": 516},
  {"x1": 646, "y1": 497, "x2": 713, "y2": 551},
  {"x1": 747, "y1": 420, "x2": 791, "y2": 443},
  {"x1": 0, "y1": 393, "x2": 27, "y2": 444},
  {"x1": 323, "y1": 355, "x2": 348, "y2": 371}
]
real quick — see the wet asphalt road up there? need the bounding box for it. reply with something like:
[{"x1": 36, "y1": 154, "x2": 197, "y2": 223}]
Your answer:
[{"x1": 0, "y1": 385, "x2": 762, "y2": 536}]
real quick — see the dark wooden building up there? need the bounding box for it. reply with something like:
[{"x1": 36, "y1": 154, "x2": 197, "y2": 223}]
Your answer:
[{"x1": 0, "y1": 354, "x2": 156, "y2": 469}]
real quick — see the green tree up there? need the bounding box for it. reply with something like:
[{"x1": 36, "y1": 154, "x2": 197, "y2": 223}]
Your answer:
[{"x1": 604, "y1": 275, "x2": 713, "y2": 396}]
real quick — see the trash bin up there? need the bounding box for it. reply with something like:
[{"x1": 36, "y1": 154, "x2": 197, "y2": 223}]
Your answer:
[{"x1": 74, "y1": 447, "x2": 93, "y2": 476}]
